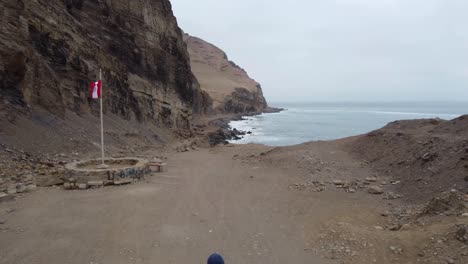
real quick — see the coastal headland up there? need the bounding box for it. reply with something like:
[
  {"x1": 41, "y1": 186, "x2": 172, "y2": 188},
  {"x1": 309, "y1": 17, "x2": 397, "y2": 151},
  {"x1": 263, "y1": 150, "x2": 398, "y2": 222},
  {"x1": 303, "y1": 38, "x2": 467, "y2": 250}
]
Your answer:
[{"x1": 0, "y1": 1, "x2": 467, "y2": 264}]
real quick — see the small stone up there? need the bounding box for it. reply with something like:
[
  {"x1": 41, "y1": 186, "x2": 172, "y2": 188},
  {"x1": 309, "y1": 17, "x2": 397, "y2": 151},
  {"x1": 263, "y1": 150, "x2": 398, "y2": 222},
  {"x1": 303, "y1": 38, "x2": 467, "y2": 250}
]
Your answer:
[
  {"x1": 461, "y1": 213, "x2": 468, "y2": 218},
  {"x1": 421, "y1": 152, "x2": 431, "y2": 160},
  {"x1": 400, "y1": 224, "x2": 411, "y2": 231},
  {"x1": 16, "y1": 185, "x2": 26, "y2": 193},
  {"x1": 25, "y1": 185, "x2": 37, "y2": 192},
  {"x1": 384, "y1": 192, "x2": 404, "y2": 200},
  {"x1": 455, "y1": 225, "x2": 468, "y2": 243},
  {"x1": 391, "y1": 180, "x2": 401, "y2": 185},
  {"x1": 87, "y1": 181, "x2": 104, "y2": 187},
  {"x1": 333, "y1": 180, "x2": 344, "y2": 186},
  {"x1": 374, "y1": 226, "x2": 384, "y2": 230},
  {"x1": 446, "y1": 259, "x2": 455, "y2": 264},
  {"x1": 368, "y1": 186, "x2": 384, "y2": 195},
  {"x1": 389, "y1": 224, "x2": 401, "y2": 231},
  {"x1": 7, "y1": 188, "x2": 16, "y2": 195},
  {"x1": 365, "y1": 176, "x2": 377, "y2": 182},
  {"x1": 78, "y1": 183, "x2": 88, "y2": 190},
  {"x1": 381, "y1": 211, "x2": 390, "y2": 217},
  {"x1": 389, "y1": 246, "x2": 403, "y2": 254},
  {"x1": 63, "y1": 183, "x2": 72, "y2": 190},
  {"x1": 348, "y1": 188, "x2": 357, "y2": 193}
]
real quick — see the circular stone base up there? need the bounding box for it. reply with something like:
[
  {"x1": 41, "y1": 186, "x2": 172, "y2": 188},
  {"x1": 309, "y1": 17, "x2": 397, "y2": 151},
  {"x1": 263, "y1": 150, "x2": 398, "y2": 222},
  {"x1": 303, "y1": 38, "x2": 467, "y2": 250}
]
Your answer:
[{"x1": 64, "y1": 158, "x2": 151, "y2": 189}]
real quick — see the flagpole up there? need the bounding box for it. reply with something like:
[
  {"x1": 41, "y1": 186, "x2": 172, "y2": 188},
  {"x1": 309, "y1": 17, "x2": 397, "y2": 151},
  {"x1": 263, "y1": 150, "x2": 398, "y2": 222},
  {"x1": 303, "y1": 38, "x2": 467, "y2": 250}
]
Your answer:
[{"x1": 99, "y1": 68, "x2": 105, "y2": 165}]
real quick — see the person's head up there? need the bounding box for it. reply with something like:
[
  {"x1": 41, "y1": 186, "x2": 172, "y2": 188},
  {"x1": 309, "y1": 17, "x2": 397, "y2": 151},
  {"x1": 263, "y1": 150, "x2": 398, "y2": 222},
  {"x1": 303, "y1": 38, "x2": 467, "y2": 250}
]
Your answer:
[{"x1": 207, "y1": 253, "x2": 224, "y2": 264}]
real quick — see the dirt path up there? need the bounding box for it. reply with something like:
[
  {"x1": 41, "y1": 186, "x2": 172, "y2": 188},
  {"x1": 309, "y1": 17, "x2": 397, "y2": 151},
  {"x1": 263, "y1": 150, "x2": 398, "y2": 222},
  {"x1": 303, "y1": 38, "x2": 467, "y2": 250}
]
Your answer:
[
  {"x1": 0, "y1": 146, "x2": 339, "y2": 264},
  {"x1": 2, "y1": 143, "x2": 465, "y2": 264}
]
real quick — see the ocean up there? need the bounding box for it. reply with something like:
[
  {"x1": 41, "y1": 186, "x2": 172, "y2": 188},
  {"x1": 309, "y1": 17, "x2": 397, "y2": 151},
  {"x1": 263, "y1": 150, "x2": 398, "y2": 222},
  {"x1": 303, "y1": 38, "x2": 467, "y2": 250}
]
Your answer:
[{"x1": 228, "y1": 102, "x2": 468, "y2": 146}]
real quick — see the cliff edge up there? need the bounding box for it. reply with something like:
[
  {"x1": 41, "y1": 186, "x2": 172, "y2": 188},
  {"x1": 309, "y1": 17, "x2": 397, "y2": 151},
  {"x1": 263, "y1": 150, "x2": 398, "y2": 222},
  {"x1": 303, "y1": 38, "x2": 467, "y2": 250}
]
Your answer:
[
  {"x1": 0, "y1": 0, "x2": 218, "y2": 153},
  {"x1": 0, "y1": 0, "x2": 211, "y2": 130},
  {"x1": 184, "y1": 34, "x2": 268, "y2": 114}
]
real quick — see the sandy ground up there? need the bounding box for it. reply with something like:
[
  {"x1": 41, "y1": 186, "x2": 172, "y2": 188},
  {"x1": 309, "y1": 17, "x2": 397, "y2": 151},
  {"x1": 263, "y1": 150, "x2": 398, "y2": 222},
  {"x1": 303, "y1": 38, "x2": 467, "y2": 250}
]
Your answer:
[
  {"x1": 0, "y1": 141, "x2": 467, "y2": 264},
  {"x1": 0, "y1": 145, "x2": 333, "y2": 264}
]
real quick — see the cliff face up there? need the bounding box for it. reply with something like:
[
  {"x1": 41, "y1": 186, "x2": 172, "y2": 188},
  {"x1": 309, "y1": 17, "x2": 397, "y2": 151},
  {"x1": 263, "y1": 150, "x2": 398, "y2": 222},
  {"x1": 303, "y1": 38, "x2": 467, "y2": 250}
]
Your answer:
[
  {"x1": 0, "y1": 0, "x2": 211, "y2": 130},
  {"x1": 184, "y1": 35, "x2": 268, "y2": 114}
]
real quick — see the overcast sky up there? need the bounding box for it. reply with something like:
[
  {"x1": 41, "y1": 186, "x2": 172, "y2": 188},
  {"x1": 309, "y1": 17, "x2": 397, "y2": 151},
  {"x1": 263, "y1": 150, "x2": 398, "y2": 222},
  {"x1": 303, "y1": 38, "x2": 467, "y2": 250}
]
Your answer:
[{"x1": 172, "y1": 0, "x2": 468, "y2": 102}]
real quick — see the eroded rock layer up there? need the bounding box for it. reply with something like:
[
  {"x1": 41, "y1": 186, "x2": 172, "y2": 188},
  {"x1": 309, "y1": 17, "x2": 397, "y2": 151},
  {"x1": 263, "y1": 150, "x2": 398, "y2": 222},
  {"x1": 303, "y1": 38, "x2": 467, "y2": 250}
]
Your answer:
[
  {"x1": 0, "y1": 0, "x2": 211, "y2": 129},
  {"x1": 184, "y1": 34, "x2": 268, "y2": 113}
]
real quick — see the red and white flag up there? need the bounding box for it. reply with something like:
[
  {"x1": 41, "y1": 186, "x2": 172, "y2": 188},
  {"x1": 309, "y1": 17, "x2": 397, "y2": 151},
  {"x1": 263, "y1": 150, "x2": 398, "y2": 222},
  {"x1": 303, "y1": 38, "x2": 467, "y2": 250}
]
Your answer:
[{"x1": 90, "y1": 80, "x2": 102, "y2": 99}]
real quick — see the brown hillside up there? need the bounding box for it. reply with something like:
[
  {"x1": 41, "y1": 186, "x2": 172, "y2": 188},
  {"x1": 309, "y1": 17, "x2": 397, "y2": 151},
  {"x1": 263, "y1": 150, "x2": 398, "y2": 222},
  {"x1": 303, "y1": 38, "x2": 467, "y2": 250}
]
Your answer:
[
  {"x1": 184, "y1": 34, "x2": 268, "y2": 113},
  {"x1": 348, "y1": 115, "x2": 468, "y2": 202}
]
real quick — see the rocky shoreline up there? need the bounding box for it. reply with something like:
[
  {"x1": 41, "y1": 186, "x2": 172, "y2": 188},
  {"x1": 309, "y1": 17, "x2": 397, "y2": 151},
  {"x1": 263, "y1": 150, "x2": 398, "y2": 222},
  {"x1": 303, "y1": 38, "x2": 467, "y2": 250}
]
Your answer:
[{"x1": 206, "y1": 107, "x2": 283, "y2": 145}]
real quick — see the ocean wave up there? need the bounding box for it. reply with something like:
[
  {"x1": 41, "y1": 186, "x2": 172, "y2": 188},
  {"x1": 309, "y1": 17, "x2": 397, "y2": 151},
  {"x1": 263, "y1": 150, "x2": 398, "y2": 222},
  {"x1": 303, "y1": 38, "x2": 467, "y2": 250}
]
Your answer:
[{"x1": 227, "y1": 104, "x2": 466, "y2": 146}]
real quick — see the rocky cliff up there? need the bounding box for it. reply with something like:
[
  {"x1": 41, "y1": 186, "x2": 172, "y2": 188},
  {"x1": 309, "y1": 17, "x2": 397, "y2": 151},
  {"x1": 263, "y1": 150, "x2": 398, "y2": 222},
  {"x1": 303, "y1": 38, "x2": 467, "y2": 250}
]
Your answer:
[
  {"x1": 184, "y1": 34, "x2": 268, "y2": 114},
  {"x1": 0, "y1": 0, "x2": 212, "y2": 131}
]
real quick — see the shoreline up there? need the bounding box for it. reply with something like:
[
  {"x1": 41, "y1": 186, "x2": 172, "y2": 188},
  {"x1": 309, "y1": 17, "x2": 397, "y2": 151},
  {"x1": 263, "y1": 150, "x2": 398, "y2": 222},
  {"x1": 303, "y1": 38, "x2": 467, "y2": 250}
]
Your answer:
[
  {"x1": 219, "y1": 104, "x2": 468, "y2": 147},
  {"x1": 203, "y1": 107, "x2": 284, "y2": 146}
]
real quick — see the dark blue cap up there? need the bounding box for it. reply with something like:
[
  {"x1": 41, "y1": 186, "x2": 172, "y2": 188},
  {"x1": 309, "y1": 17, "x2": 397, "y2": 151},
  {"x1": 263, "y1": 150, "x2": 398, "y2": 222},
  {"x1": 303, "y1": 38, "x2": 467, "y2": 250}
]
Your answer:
[{"x1": 207, "y1": 253, "x2": 225, "y2": 264}]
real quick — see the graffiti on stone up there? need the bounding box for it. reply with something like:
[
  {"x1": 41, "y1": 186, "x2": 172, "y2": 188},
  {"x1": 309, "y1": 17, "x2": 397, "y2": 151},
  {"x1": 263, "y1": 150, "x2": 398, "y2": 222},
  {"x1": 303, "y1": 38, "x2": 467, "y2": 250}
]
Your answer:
[{"x1": 116, "y1": 166, "x2": 151, "y2": 179}]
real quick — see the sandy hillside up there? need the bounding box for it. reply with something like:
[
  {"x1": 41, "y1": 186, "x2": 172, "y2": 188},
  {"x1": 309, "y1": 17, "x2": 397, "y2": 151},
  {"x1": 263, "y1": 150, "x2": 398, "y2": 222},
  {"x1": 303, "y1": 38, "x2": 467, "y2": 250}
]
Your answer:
[
  {"x1": 184, "y1": 34, "x2": 267, "y2": 112},
  {"x1": 348, "y1": 115, "x2": 468, "y2": 202}
]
